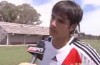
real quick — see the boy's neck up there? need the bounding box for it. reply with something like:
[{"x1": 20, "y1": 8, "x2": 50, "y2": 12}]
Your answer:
[{"x1": 52, "y1": 36, "x2": 71, "y2": 49}]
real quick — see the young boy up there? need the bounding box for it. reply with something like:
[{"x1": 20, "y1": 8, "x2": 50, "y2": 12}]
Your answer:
[{"x1": 21, "y1": 0, "x2": 100, "y2": 65}]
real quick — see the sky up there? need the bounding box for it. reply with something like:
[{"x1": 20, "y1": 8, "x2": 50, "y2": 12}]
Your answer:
[{"x1": 0, "y1": 0, "x2": 100, "y2": 36}]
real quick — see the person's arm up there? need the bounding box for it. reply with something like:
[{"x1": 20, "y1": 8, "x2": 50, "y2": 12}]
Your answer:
[{"x1": 18, "y1": 62, "x2": 36, "y2": 65}]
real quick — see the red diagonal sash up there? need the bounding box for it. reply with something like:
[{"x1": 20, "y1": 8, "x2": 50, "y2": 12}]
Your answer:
[{"x1": 62, "y1": 48, "x2": 82, "y2": 65}]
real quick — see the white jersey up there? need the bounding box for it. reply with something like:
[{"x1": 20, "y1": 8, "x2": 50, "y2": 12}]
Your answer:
[{"x1": 40, "y1": 36, "x2": 100, "y2": 65}]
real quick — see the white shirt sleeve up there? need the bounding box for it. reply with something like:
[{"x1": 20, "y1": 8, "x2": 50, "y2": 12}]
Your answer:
[{"x1": 80, "y1": 53, "x2": 96, "y2": 65}]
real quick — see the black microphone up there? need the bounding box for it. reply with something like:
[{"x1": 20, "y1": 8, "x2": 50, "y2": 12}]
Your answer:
[{"x1": 27, "y1": 40, "x2": 45, "y2": 63}]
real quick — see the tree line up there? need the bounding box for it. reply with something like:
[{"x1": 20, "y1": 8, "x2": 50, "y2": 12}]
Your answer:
[
  {"x1": 79, "y1": 33, "x2": 100, "y2": 40},
  {"x1": 0, "y1": 1, "x2": 41, "y2": 25}
]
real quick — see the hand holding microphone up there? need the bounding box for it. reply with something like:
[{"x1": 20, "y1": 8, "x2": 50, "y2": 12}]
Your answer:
[
  {"x1": 18, "y1": 40, "x2": 45, "y2": 65},
  {"x1": 27, "y1": 40, "x2": 45, "y2": 63}
]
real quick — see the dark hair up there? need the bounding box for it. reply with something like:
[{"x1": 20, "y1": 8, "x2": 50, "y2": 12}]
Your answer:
[{"x1": 52, "y1": 0, "x2": 83, "y2": 25}]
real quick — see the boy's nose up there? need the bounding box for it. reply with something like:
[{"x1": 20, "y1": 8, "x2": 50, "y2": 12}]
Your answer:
[{"x1": 51, "y1": 20, "x2": 57, "y2": 27}]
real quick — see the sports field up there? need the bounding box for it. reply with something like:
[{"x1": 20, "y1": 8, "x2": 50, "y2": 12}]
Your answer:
[
  {"x1": 0, "y1": 39, "x2": 100, "y2": 65},
  {"x1": 0, "y1": 45, "x2": 32, "y2": 65}
]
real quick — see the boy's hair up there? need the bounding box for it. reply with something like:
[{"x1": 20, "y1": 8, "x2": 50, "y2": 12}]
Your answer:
[{"x1": 52, "y1": 0, "x2": 83, "y2": 25}]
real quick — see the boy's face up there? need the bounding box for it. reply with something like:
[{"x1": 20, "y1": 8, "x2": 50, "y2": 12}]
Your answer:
[{"x1": 49, "y1": 14, "x2": 75, "y2": 39}]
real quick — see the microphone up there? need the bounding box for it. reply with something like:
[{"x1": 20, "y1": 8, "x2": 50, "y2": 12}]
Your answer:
[{"x1": 27, "y1": 40, "x2": 45, "y2": 63}]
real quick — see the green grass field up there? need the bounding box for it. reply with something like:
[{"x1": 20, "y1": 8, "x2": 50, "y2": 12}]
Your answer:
[
  {"x1": 0, "y1": 40, "x2": 100, "y2": 65},
  {"x1": 0, "y1": 46, "x2": 32, "y2": 65}
]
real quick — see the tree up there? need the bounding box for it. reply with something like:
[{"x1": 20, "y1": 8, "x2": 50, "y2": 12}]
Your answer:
[
  {"x1": 15, "y1": 3, "x2": 41, "y2": 24},
  {"x1": 0, "y1": 1, "x2": 41, "y2": 25},
  {"x1": 0, "y1": 1, "x2": 18, "y2": 22}
]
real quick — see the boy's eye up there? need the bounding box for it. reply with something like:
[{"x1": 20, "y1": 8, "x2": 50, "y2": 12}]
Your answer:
[
  {"x1": 57, "y1": 19, "x2": 65, "y2": 24},
  {"x1": 51, "y1": 14, "x2": 67, "y2": 24}
]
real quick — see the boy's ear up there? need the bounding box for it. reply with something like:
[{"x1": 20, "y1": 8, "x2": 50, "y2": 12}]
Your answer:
[{"x1": 70, "y1": 24, "x2": 77, "y2": 32}]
